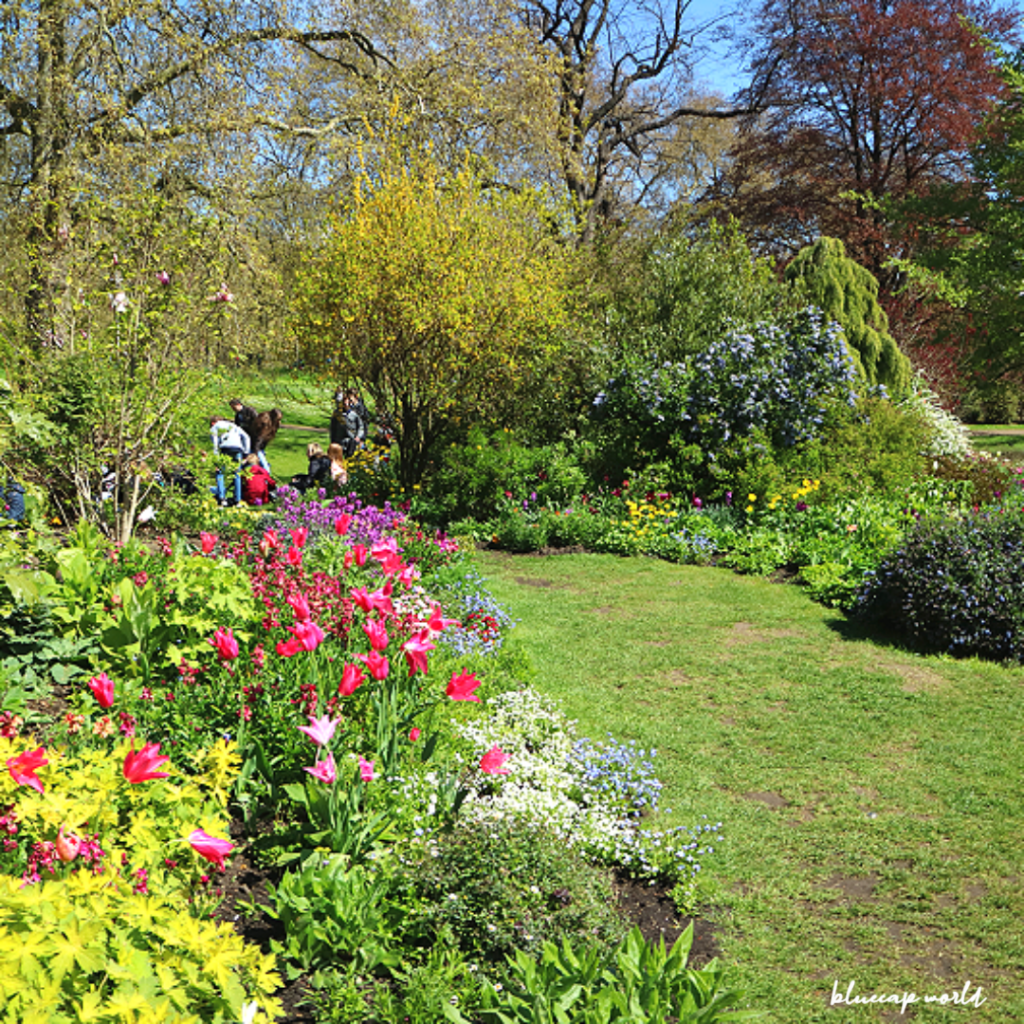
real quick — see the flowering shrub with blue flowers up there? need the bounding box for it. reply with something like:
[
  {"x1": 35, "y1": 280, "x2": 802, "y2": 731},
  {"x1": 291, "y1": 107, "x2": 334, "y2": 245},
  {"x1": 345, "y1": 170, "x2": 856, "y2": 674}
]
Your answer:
[{"x1": 684, "y1": 307, "x2": 858, "y2": 455}]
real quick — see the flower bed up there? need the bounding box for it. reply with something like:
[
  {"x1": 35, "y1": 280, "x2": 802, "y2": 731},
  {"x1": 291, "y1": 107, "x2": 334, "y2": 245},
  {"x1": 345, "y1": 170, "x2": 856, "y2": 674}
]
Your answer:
[{"x1": 0, "y1": 503, "x2": 744, "y2": 1022}]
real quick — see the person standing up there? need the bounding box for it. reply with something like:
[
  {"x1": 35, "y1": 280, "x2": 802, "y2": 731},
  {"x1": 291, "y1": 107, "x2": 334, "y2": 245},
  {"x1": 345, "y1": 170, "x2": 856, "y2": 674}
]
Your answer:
[
  {"x1": 210, "y1": 416, "x2": 250, "y2": 505},
  {"x1": 228, "y1": 398, "x2": 270, "y2": 472}
]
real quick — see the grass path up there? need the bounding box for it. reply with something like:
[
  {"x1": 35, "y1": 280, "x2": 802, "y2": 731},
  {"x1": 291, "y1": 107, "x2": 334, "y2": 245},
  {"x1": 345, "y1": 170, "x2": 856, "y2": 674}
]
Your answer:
[{"x1": 475, "y1": 550, "x2": 1024, "y2": 1022}]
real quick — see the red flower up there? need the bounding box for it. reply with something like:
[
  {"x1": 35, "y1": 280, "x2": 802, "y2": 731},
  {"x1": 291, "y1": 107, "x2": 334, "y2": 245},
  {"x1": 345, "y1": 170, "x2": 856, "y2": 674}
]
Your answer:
[
  {"x1": 287, "y1": 592, "x2": 311, "y2": 622},
  {"x1": 286, "y1": 545, "x2": 303, "y2": 568},
  {"x1": 364, "y1": 618, "x2": 389, "y2": 651},
  {"x1": 334, "y1": 514, "x2": 353, "y2": 536},
  {"x1": 354, "y1": 650, "x2": 389, "y2": 680},
  {"x1": 199, "y1": 532, "x2": 218, "y2": 554},
  {"x1": 88, "y1": 672, "x2": 115, "y2": 709},
  {"x1": 480, "y1": 745, "x2": 510, "y2": 775},
  {"x1": 188, "y1": 828, "x2": 234, "y2": 871},
  {"x1": 290, "y1": 526, "x2": 309, "y2": 549},
  {"x1": 446, "y1": 669, "x2": 481, "y2": 702},
  {"x1": 258, "y1": 529, "x2": 279, "y2": 558},
  {"x1": 338, "y1": 662, "x2": 366, "y2": 696},
  {"x1": 402, "y1": 629, "x2": 435, "y2": 676},
  {"x1": 350, "y1": 586, "x2": 374, "y2": 613},
  {"x1": 428, "y1": 604, "x2": 460, "y2": 632},
  {"x1": 353, "y1": 544, "x2": 368, "y2": 566},
  {"x1": 210, "y1": 627, "x2": 239, "y2": 661},
  {"x1": 123, "y1": 741, "x2": 171, "y2": 783},
  {"x1": 409, "y1": 727, "x2": 421, "y2": 742},
  {"x1": 7, "y1": 747, "x2": 48, "y2": 794},
  {"x1": 275, "y1": 620, "x2": 326, "y2": 657}
]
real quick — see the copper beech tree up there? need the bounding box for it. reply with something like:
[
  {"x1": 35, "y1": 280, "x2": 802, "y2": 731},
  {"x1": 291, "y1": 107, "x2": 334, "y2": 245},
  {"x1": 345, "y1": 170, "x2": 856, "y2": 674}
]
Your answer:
[{"x1": 717, "y1": 0, "x2": 1019, "y2": 275}]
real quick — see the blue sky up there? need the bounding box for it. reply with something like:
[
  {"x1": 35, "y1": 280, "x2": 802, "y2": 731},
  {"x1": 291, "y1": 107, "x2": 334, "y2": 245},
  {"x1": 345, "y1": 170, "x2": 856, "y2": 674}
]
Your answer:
[{"x1": 683, "y1": 0, "x2": 752, "y2": 99}]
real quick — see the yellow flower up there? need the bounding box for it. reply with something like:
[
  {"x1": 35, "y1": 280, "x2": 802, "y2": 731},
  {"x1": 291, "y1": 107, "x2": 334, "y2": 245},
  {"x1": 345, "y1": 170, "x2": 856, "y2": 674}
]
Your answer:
[
  {"x1": 803, "y1": 479, "x2": 811, "y2": 489},
  {"x1": 745, "y1": 505, "x2": 754, "y2": 513},
  {"x1": 748, "y1": 493, "x2": 757, "y2": 502}
]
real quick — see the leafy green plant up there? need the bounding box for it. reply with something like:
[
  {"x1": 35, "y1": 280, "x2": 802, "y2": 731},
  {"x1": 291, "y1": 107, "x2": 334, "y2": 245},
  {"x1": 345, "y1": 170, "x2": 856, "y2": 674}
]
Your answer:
[
  {"x1": 265, "y1": 852, "x2": 402, "y2": 980},
  {"x1": 0, "y1": 870, "x2": 281, "y2": 1024},
  {"x1": 478, "y1": 925, "x2": 759, "y2": 1023}
]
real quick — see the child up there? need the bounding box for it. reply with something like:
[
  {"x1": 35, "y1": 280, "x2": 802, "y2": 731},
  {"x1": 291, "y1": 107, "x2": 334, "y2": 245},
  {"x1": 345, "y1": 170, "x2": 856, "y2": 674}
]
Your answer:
[
  {"x1": 327, "y1": 443, "x2": 348, "y2": 487},
  {"x1": 241, "y1": 454, "x2": 275, "y2": 506}
]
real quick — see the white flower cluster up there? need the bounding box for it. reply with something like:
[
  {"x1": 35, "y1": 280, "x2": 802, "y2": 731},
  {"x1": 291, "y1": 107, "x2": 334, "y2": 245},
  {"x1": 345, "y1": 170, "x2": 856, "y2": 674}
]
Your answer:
[
  {"x1": 900, "y1": 378, "x2": 974, "y2": 459},
  {"x1": 449, "y1": 688, "x2": 717, "y2": 883}
]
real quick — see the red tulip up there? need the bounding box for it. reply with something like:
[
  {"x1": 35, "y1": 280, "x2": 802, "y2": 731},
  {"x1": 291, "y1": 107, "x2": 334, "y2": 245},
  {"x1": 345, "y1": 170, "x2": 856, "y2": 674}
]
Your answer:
[
  {"x1": 287, "y1": 592, "x2": 311, "y2": 622},
  {"x1": 446, "y1": 669, "x2": 481, "y2": 703},
  {"x1": 188, "y1": 828, "x2": 234, "y2": 870},
  {"x1": 199, "y1": 532, "x2": 218, "y2": 554},
  {"x1": 350, "y1": 586, "x2": 374, "y2": 613},
  {"x1": 363, "y1": 618, "x2": 389, "y2": 651},
  {"x1": 402, "y1": 629, "x2": 435, "y2": 676},
  {"x1": 286, "y1": 545, "x2": 303, "y2": 568},
  {"x1": 338, "y1": 663, "x2": 366, "y2": 697},
  {"x1": 353, "y1": 544, "x2": 368, "y2": 566},
  {"x1": 409, "y1": 727, "x2": 421, "y2": 742},
  {"x1": 290, "y1": 526, "x2": 308, "y2": 549},
  {"x1": 480, "y1": 745, "x2": 510, "y2": 775},
  {"x1": 7, "y1": 747, "x2": 48, "y2": 794},
  {"x1": 210, "y1": 627, "x2": 239, "y2": 661},
  {"x1": 275, "y1": 619, "x2": 325, "y2": 657},
  {"x1": 88, "y1": 672, "x2": 115, "y2": 709},
  {"x1": 259, "y1": 530, "x2": 279, "y2": 557},
  {"x1": 428, "y1": 605, "x2": 460, "y2": 632},
  {"x1": 354, "y1": 649, "x2": 389, "y2": 680},
  {"x1": 334, "y1": 514, "x2": 353, "y2": 536},
  {"x1": 123, "y1": 741, "x2": 171, "y2": 783}
]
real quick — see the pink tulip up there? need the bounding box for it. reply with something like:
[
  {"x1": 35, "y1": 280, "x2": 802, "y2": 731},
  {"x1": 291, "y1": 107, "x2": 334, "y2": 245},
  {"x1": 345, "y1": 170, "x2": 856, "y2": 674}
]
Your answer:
[
  {"x1": 353, "y1": 544, "x2": 368, "y2": 566},
  {"x1": 275, "y1": 620, "x2": 325, "y2": 657},
  {"x1": 188, "y1": 828, "x2": 234, "y2": 870},
  {"x1": 55, "y1": 825, "x2": 80, "y2": 863},
  {"x1": 409, "y1": 727, "x2": 421, "y2": 742},
  {"x1": 200, "y1": 532, "x2": 218, "y2": 554},
  {"x1": 7, "y1": 747, "x2": 48, "y2": 794},
  {"x1": 297, "y1": 713, "x2": 337, "y2": 746},
  {"x1": 480, "y1": 745, "x2": 510, "y2": 775},
  {"x1": 290, "y1": 526, "x2": 309, "y2": 549},
  {"x1": 334, "y1": 514, "x2": 353, "y2": 536},
  {"x1": 305, "y1": 752, "x2": 337, "y2": 784},
  {"x1": 358, "y1": 756, "x2": 375, "y2": 782},
  {"x1": 287, "y1": 592, "x2": 311, "y2": 622},
  {"x1": 88, "y1": 672, "x2": 115, "y2": 709},
  {"x1": 338, "y1": 662, "x2": 366, "y2": 697},
  {"x1": 210, "y1": 627, "x2": 239, "y2": 661},
  {"x1": 350, "y1": 587, "x2": 374, "y2": 613},
  {"x1": 259, "y1": 530, "x2": 279, "y2": 558},
  {"x1": 123, "y1": 741, "x2": 171, "y2": 783},
  {"x1": 446, "y1": 669, "x2": 481, "y2": 702},
  {"x1": 363, "y1": 618, "x2": 389, "y2": 651},
  {"x1": 354, "y1": 650, "x2": 389, "y2": 680},
  {"x1": 402, "y1": 629, "x2": 435, "y2": 676}
]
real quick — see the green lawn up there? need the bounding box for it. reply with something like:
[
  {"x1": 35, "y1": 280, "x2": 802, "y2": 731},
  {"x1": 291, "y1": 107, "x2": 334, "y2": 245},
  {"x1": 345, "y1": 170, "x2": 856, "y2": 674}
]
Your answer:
[
  {"x1": 968, "y1": 425, "x2": 1024, "y2": 461},
  {"x1": 475, "y1": 550, "x2": 1024, "y2": 1022}
]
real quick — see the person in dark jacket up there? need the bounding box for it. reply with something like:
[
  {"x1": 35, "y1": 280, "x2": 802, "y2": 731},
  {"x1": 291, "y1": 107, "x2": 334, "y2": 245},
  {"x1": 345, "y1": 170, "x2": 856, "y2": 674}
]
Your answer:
[
  {"x1": 289, "y1": 442, "x2": 331, "y2": 495},
  {"x1": 251, "y1": 409, "x2": 282, "y2": 465}
]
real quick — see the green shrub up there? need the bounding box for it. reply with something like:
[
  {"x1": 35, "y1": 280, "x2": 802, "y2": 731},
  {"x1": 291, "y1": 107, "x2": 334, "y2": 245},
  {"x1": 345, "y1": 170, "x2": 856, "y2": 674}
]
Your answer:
[
  {"x1": 855, "y1": 510, "x2": 1024, "y2": 661},
  {"x1": 406, "y1": 819, "x2": 626, "y2": 968}
]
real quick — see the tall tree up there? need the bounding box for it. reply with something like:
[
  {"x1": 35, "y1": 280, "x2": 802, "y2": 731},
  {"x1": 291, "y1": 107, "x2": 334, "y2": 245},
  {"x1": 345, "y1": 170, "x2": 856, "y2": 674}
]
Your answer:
[
  {"x1": 521, "y1": 0, "x2": 754, "y2": 243},
  {"x1": 717, "y1": 0, "x2": 1018, "y2": 274},
  {"x1": 0, "y1": 0, "x2": 385, "y2": 351}
]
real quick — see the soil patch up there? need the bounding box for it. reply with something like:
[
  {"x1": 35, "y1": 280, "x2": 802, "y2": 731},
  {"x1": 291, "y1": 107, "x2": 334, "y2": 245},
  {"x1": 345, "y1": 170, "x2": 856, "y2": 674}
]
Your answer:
[
  {"x1": 724, "y1": 621, "x2": 805, "y2": 646},
  {"x1": 513, "y1": 576, "x2": 556, "y2": 587},
  {"x1": 741, "y1": 791, "x2": 790, "y2": 809},
  {"x1": 817, "y1": 872, "x2": 879, "y2": 902}
]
